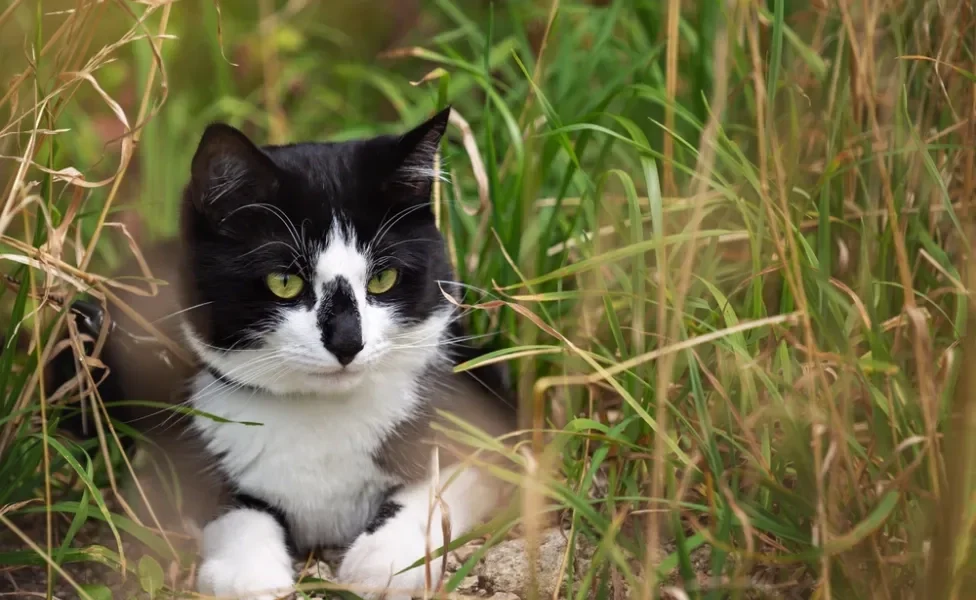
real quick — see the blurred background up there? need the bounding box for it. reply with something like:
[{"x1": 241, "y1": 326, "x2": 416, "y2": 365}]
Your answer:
[{"x1": 1, "y1": 0, "x2": 975, "y2": 598}]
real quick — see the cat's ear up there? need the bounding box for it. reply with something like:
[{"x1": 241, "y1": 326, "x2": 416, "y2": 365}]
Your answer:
[
  {"x1": 388, "y1": 107, "x2": 451, "y2": 203},
  {"x1": 188, "y1": 123, "x2": 278, "y2": 222}
]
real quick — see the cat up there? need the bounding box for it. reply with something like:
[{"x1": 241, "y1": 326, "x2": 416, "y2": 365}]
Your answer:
[{"x1": 47, "y1": 107, "x2": 518, "y2": 600}]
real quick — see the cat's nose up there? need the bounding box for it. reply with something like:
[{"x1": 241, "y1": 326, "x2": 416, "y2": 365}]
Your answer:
[
  {"x1": 320, "y1": 277, "x2": 365, "y2": 366},
  {"x1": 323, "y1": 317, "x2": 364, "y2": 366},
  {"x1": 330, "y1": 339, "x2": 363, "y2": 366}
]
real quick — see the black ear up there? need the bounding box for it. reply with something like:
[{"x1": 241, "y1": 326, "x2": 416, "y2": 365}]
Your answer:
[
  {"x1": 188, "y1": 123, "x2": 278, "y2": 223},
  {"x1": 390, "y1": 107, "x2": 451, "y2": 197}
]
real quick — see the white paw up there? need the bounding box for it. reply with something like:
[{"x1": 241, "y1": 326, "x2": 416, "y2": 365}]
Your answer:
[
  {"x1": 197, "y1": 508, "x2": 295, "y2": 600},
  {"x1": 197, "y1": 557, "x2": 295, "y2": 600},
  {"x1": 338, "y1": 525, "x2": 443, "y2": 600}
]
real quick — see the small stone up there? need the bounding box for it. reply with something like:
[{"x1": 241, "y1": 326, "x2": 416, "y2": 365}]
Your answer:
[
  {"x1": 454, "y1": 541, "x2": 483, "y2": 563},
  {"x1": 446, "y1": 552, "x2": 461, "y2": 572},
  {"x1": 457, "y1": 575, "x2": 481, "y2": 593},
  {"x1": 447, "y1": 541, "x2": 484, "y2": 572},
  {"x1": 488, "y1": 593, "x2": 520, "y2": 600},
  {"x1": 298, "y1": 560, "x2": 334, "y2": 582},
  {"x1": 476, "y1": 528, "x2": 593, "y2": 598}
]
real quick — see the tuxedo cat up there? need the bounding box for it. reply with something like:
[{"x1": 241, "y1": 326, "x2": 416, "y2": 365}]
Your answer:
[{"x1": 49, "y1": 108, "x2": 517, "y2": 599}]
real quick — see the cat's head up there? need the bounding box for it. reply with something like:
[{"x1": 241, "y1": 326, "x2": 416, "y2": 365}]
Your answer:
[{"x1": 179, "y1": 109, "x2": 455, "y2": 395}]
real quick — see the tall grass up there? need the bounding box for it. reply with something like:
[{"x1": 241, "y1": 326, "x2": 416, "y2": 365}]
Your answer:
[{"x1": 1, "y1": 0, "x2": 974, "y2": 598}]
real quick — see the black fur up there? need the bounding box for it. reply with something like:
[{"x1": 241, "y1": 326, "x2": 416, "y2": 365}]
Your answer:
[
  {"x1": 232, "y1": 492, "x2": 296, "y2": 554},
  {"x1": 363, "y1": 485, "x2": 405, "y2": 535},
  {"x1": 180, "y1": 108, "x2": 455, "y2": 351},
  {"x1": 364, "y1": 500, "x2": 403, "y2": 535},
  {"x1": 46, "y1": 300, "x2": 129, "y2": 444},
  {"x1": 46, "y1": 108, "x2": 516, "y2": 442}
]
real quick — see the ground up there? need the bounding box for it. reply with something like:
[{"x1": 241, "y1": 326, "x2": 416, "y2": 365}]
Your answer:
[{"x1": 1, "y1": 518, "x2": 810, "y2": 599}]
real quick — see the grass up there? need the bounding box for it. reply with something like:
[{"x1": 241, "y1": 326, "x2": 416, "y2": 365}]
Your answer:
[{"x1": 1, "y1": 0, "x2": 975, "y2": 598}]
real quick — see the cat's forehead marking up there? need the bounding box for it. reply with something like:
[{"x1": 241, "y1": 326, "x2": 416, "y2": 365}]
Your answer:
[{"x1": 315, "y1": 221, "x2": 368, "y2": 287}]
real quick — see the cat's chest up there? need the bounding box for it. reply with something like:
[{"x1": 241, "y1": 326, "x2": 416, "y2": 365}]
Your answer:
[{"x1": 190, "y1": 374, "x2": 421, "y2": 549}]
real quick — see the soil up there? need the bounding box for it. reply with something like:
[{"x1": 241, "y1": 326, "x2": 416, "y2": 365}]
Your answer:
[
  {"x1": 2, "y1": 520, "x2": 657, "y2": 599},
  {"x1": 1, "y1": 513, "x2": 810, "y2": 599}
]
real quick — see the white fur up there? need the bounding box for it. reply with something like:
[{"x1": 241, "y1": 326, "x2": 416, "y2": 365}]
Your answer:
[
  {"x1": 188, "y1": 224, "x2": 464, "y2": 598},
  {"x1": 191, "y1": 369, "x2": 411, "y2": 549},
  {"x1": 338, "y1": 464, "x2": 504, "y2": 600},
  {"x1": 196, "y1": 509, "x2": 294, "y2": 600},
  {"x1": 183, "y1": 223, "x2": 449, "y2": 396}
]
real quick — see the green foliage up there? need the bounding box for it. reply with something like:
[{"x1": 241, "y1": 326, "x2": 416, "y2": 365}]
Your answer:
[
  {"x1": 137, "y1": 555, "x2": 164, "y2": 598},
  {"x1": 0, "y1": 0, "x2": 974, "y2": 598}
]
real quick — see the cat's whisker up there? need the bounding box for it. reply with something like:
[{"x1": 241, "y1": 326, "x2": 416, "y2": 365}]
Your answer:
[
  {"x1": 107, "y1": 355, "x2": 301, "y2": 432},
  {"x1": 388, "y1": 339, "x2": 489, "y2": 351},
  {"x1": 238, "y1": 240, "x2": 303, "y2": 263},
  {"x1": 191, "y1": 352, "x2": 295, "y2": 399},
  {"x1": 206, "y1": 171, "x2": 247, "y2": 205},
  {"x1": 368, "y1": 202, "x2": 433, "y2": 254},
  {"x1": 384, "y1": 326, "x2": 494, "y2": 347},
  {"x1": 384, "y1": 325, "x2": 456, "y2": 345},
  {"x1": 427, "y1": 371, "x2": 516, "y2": 410},
  {"x1": 153, "y1": 356, "x2": 291, "y2": 431},
  {"x1": 434, "y1": 279, "x2": 499, "y2": 303},
  {"x1": 255, "y1": 203, "x2": 309, "y2": 259},
  {"x1": 398, "y1": 165, "x2": 450, "y2": 185},
  {"x1": 189, "y1": 330, "x2": 276, "y2": 354},
  {"x1": 372, "y1": 238, "x2": 441, "y2": 253},
  {"x1": 153, "y1": 300, "x2": 214, "y2": 324},
  {"x1": 225, "y1": 202, "x2": 307, "y2": 262},
  {"x1": 129, "y1": 395, "x2": 195, "y2": 431},
  {"x1": 371, "y1": 255, "x2": 417, "y2": 271}
]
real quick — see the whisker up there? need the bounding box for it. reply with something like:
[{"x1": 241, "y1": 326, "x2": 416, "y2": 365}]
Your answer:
[
  {"x1": 369, "y1": 202, "x2": 432, "y2": 256},
  {"x1": 153, "y1": 301, "x2": 214, "y2": 324}
]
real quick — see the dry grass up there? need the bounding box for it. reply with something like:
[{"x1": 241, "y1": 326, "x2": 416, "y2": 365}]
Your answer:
[{"x1": 1, "y1": 1, "x2": 974, "y2": 599}]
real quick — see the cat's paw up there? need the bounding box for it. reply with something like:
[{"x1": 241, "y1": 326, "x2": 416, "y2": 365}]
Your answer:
[
  {"x1": 197, "y1": 557, "x2": 295, "y2": 600},
  {"x1": 338, "y1": 522, "x2": 443, "y2": 600},
  {"x1": 197, "y1": 508, "x2": 295, "y2": 600}
]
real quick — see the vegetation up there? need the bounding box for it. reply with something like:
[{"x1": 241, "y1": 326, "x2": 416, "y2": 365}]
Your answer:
[{"x1": 1, "y1": 0, "x2": 974, "y2": 598}]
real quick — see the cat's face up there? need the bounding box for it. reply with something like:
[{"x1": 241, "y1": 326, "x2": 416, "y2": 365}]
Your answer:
[{"x1": 179, "y1": 110, "x2": 455, "y2": 395}]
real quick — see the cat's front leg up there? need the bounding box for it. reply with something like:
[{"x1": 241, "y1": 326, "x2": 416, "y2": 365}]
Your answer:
[
  {"x1": 197, "y1": 508, "x2": 295, "y2": 600},
  {"x1": 338, "y1": 465, "x2": 504, "y2": 600}
]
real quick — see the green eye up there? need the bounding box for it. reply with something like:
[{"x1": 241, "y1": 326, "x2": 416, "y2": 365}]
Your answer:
[
  {"x1": 266, "y1": 273, "x2": 305, "y2": 299},
  {"x1": 367, "y1": 268, "x2": 398, "y2": 294}
]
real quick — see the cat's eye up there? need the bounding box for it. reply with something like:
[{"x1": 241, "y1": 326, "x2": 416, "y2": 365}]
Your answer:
[
  {"x1": 266, "y1": 273, "x2": 305, "y2": 299},
  {"x1": 367, "y1": 268, "x2": 398, "y2": 295}
]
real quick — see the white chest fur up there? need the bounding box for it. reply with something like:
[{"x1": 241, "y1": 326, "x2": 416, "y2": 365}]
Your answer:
[{"x1": 189, "y1": 370, "x2": 423, "y2": 550}]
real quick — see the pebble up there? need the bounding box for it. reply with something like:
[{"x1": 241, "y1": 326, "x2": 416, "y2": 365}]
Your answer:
[
  {"x1": 476, "y1": 528, "x2": 594, "y2": 598},
  {"x1": 305, "y1": 560, "x2": 334, "y2": 581},
  {"x1": 454, "y1": 542, "x2": 483, "y2": 563},
  {"x1": 457, "y1": 575, "x2": 481, "y2": 593}
]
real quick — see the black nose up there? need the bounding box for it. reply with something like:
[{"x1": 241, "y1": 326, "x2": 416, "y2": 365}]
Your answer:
[
  {"x1": 319, "y1": 277, "x2": 364, "y2": 367},
  {"x1": 330, "y1": 338, "x2": 363, "y2": 366},
  {"x1": 322, "y1": 313, "x2": 364, "y2": 366}
]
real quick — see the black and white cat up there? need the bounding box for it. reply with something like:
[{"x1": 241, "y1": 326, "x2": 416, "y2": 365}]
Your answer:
[{"x1": 51, "y1": 108, "x2": 517, "y2": 599}]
